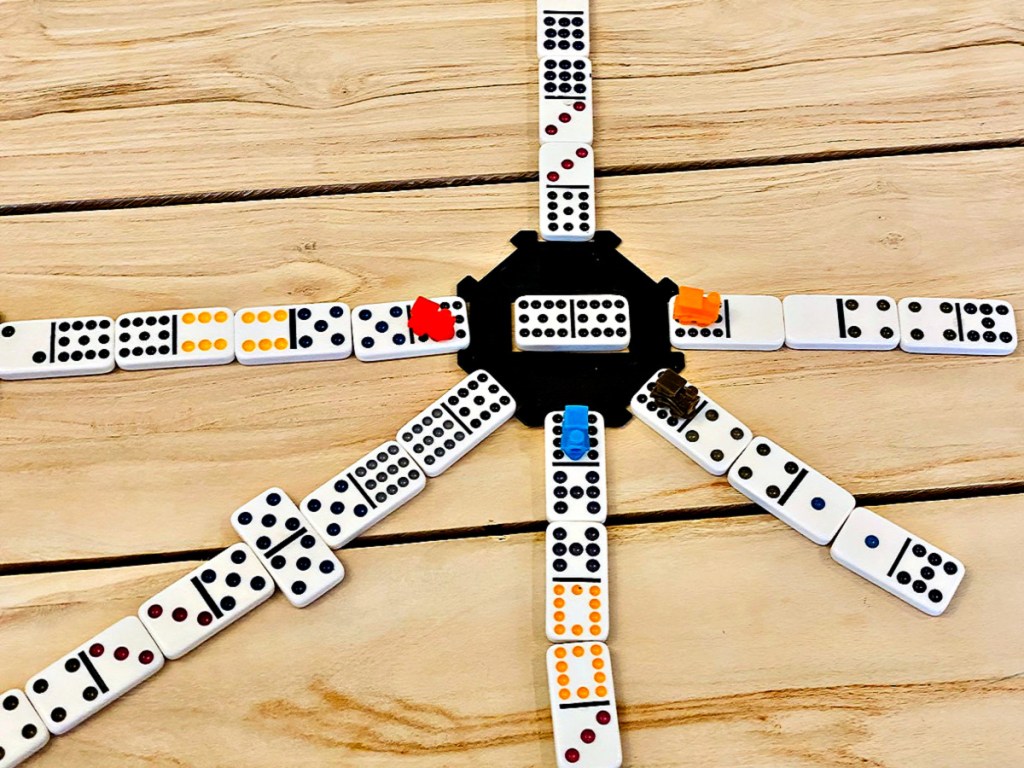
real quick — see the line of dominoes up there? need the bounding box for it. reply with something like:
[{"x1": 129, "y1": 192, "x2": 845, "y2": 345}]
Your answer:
[
  {"x1": 631, "y1": 368, "x2": 967, "y2": 617},
  {"x1": 538, "y1": 0, "x2": 596, "y2": 242},
  {"x1": 0, "y1": 0, "x2": 1014, "y2": 762},
  {"x1": 542, "y1": 406, "x2": 623, "y2": 768},
  {"x1": 0, "y1": 296, "x2": 472, "y2": 381},
  {"x1": 669, "y1": 293, "x2": 1017, "y2": 355},
  {"x1": 536, "y1": 5, "x2": 622, "y2": 763},
  {"x1": 0, "y1": 369, "x2": 515, "y2": 767},
  {"x1": 2, "y1": 293, "x2": 1014, "y2": 382}
]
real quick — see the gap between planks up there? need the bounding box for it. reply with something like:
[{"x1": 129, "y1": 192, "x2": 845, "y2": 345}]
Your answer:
[
  {"x1": 2, "y1": 138, "x2": 1021, "y2": 575},
  {"x1": 2, "y1": 481, "x2": 1021, "y2": 579},
  {"x1": 1, "y1": 138, "x2": 1022, "y2": 217}
]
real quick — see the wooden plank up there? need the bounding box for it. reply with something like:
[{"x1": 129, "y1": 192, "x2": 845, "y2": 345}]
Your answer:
[
  {"x1": 1, "y1": 0, "x2": 1022, "y2": 205},
  {"x1": 0, "y1": 495, "x2": 1020, "y2": 766},
  {"x1": 0, "y1": 149, "x2": 1021, "y2": 564}
]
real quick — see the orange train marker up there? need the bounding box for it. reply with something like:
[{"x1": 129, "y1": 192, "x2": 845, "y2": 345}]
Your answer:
[{"x1": 672, "y1": 285, "x2": 721, "y2": 327}]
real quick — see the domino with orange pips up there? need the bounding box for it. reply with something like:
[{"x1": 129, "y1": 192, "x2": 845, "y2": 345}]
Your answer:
[
  {"x1": 547, "y1": 642, "x2": 622, "y2": 768},
  {"x1": 234, "y1": 302, "x2": 353, "y2": 365},
  {"x1": 114, "y1": 307, "x2": 234, "y2": 370},
  {"x1": 546, "y1": 522, "x2": 608, "y2": 642}
]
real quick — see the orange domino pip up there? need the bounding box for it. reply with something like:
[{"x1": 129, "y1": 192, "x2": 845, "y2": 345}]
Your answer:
[{"x1": 673, "y1": 286, "x2": 721, "y2": 327}]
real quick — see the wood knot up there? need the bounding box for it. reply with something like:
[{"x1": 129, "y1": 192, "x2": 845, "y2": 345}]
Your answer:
[{"x1": 881, "y1": 232, "x2": 904, "y2": 249}]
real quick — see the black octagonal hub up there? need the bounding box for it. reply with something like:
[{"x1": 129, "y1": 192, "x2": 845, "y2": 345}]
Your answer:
[{"x1": 458, "y1": 230, "x2": 685, "y2": 427}]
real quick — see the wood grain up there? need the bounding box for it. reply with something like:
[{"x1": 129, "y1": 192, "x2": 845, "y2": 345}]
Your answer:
[
  {"x1": 0, "y1": 149, "x2": 1021, "y2": 565},
  {"x1": 1, "y1": 0, "x2": 1022, "y2": 205},
  {"x1": 0, "y1": 495, "x2": 1020, "y2": 766}
]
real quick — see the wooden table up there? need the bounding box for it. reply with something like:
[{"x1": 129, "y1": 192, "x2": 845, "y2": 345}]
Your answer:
[{"x1": 2, "y1": 1, "x2": 1022, "y2": 765}]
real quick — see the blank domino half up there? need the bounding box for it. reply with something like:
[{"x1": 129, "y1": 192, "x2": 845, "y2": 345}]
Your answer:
[{"x1": 668, "y1": 295, "x2": 784, "y2": 351}]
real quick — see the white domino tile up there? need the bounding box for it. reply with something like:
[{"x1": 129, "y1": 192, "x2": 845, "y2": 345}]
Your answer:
[
  {"x1": 300, "y1": 441, "x2": 426, "y2": 549},
  {"x1": 231, "y1": 488, "x2": 345, "y2": 607},
  {"x1": 234, "y1": 302, "x2": 353, "y2": 365},
  {"x1": 783, "y1": 295, "x2": 899, "y2": 351},
  {"x1": 668, "y1": 295, "x2": 784, "y2": 351},
  {"x1": 546, "y1": 642, "x2": 621, "y2": 768},
  {"x1": 114, "y1": 307, "x2": 234, "y2": 370},
  {"x1": 0, "y1": 316, "x2": 115, "y2": 380},
  {"x1": 546, "y1": 522, "x2": 609, "y2": 643},
  {"x1": 0, "y1": 689, "x2": 49, "y2": 767},
  {"x1": 516, "y1": 295, "x2": 629, "y2": 352},
  {"x1": 25, "y1": 617, "x2": 164, "y2": 735},
  {"x1": 545, "y1": 410, "x2": 607, "y2": 522},
  {"x1": 630, "y1": 369, "x2": 753, "y2": 476},
  {"x1": 540, "y1": 57, "x2": 593, "y2": 144},
  {"x1": 831, "y1": 507, "x2": 965, "y2": 616},
  {"x1": 898, "y1": 297, "x2": 1017, "y2": 356},
  {"x1": 138, "y1": 543, "x2": 274, "y2": 659},
  {"x1": 397, "y1": 370, "x2": 516, "y2": 477},
  {"x1": 352, "y1": 296, "x2": 469, "y2": 362},
  {"x1": 539, "y1": 143, "x2": 596, "y2": 242},
  {"x1": 728, "y1": 437, "x2": 855, "y2": 545}
]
